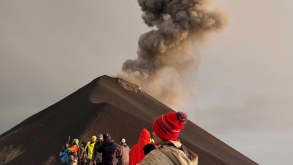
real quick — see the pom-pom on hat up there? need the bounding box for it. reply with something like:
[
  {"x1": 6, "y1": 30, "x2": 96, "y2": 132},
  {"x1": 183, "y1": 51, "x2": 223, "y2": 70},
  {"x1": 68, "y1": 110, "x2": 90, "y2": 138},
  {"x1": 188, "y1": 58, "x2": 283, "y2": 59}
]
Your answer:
[
  {"x1": 153, "y1": 112, "x2": 187, "y2": 141},
  {"x1": 121, "y1": 138, "x2": 126, "y2": 143}
]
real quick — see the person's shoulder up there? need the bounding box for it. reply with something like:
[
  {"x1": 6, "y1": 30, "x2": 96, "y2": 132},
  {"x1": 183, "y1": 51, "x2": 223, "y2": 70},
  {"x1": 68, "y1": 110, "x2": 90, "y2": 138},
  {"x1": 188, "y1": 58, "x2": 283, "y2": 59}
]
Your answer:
[
  {"x1": 161, "y1": 145, "x2": 198, "y2": 165},
  {"x1": 138, "y1": 148, "x2": 170, "y2": 165},
  {"x1": 94, "y1": 142, "x2": 101, "y2": 147}
]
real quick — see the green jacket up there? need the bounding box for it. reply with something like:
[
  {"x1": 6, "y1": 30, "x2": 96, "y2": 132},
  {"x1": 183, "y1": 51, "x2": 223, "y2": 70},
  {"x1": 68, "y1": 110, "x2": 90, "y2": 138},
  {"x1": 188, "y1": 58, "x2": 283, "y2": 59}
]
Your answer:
[
  {"x1": 138, "y1": 141, "x2": 198, "y2": 165},
  {"x1": 85, "y1": 141, "x2": 96, "y2": 160}
]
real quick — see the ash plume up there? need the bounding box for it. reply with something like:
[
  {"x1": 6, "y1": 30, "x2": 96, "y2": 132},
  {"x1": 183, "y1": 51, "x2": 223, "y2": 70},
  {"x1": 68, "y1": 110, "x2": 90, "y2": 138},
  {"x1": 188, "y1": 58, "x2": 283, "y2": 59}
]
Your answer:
[{"x1": 120, "y1": 0, "x2": 227, "y2": 109}]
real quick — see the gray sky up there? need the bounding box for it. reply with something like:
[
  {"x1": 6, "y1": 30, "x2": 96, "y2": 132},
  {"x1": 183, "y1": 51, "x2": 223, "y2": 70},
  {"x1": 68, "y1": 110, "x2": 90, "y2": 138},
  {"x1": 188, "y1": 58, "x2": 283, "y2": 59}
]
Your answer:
[{"x1": 0, "y1": 0, "x2": 292, "y2": 164}]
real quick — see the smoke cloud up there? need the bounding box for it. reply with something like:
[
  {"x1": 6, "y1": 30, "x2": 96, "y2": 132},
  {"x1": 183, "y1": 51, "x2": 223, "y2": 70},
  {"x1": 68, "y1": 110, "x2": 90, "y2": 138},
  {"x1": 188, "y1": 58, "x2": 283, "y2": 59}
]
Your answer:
[{"x1": 120, "y1": 0, "x2": 227, "y2": 109}]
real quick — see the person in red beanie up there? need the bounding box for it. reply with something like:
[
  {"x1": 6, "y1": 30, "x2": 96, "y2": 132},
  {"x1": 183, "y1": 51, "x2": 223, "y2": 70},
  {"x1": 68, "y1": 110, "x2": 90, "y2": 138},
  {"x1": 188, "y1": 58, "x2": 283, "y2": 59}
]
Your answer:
[
  {"x1": 129, "y1": 128, "x2": 151, "y2": 165},
  {"x1": 138, "y1": 112, "x2": 198, "y2": 165}
]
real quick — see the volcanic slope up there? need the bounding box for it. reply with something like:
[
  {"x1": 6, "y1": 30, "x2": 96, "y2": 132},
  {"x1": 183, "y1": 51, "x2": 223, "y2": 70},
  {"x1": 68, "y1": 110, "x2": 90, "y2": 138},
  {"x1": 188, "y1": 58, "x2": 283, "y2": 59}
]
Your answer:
[{"x1": 0, "y1": 75, "x2": 258, "y2": 165}]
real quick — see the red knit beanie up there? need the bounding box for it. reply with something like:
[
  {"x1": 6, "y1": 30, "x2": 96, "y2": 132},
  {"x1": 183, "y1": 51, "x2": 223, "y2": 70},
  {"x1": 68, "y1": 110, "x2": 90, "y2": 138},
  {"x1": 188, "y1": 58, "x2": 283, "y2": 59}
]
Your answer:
[{"x1": 153, "y1": 112, "x2": 187, "y2": 141}]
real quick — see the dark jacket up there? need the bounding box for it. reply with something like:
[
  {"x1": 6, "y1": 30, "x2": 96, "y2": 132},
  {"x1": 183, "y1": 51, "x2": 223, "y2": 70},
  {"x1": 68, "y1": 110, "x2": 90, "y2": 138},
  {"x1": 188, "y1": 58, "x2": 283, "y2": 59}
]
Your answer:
[
  {"x1": 93, "y1": 141, "x2": 103, "y2": 163},
  {"x1": 98, "y1": 139, "x2": 119, "y2": 165}
]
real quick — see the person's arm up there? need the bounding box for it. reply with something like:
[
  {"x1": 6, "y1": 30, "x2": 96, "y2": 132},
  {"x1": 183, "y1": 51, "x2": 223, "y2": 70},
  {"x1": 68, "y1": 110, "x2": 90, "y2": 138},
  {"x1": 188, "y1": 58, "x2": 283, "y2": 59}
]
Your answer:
[
  {"x1": 93, "y1": 143, "x2": 100, "y2": 160},
  {"x1": 84, "y1": 142, "x2": 89, "y2": 154},
  {"x1": 116, "y1": 145, "x2": 122, "y2": 158}
]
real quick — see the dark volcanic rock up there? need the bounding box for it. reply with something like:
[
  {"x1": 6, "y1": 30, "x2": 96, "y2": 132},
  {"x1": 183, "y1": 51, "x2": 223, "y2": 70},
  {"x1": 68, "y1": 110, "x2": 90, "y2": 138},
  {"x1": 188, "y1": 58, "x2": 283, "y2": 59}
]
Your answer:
[{"x1": 0, "y1": 75, "x2": 258, "y2": 165}]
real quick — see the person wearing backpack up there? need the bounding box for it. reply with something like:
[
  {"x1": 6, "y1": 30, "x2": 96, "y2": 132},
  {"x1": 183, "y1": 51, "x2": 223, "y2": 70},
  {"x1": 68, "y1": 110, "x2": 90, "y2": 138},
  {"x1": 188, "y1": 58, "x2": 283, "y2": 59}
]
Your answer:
[
  {"x1": 68, "y1": 139, "x2": 79, "y2": 154},
  {"x1": 138, "y1": 112, "x2": 198, "y2": 165},
  {"x1": 67, "y1": 139, "x2": 79, "y2": 165}
]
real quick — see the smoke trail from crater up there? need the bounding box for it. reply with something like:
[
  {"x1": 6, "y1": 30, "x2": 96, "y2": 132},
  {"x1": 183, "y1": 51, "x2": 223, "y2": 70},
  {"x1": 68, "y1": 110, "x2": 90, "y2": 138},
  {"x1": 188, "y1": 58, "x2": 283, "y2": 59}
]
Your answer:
[{"x1": 120, "y1": 0, "x2": 227, "y2": 109}]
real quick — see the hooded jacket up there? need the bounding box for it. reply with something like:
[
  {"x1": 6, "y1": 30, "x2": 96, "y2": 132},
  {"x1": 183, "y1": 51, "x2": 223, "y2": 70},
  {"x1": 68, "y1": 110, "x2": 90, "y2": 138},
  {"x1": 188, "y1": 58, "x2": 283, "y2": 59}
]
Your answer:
[
  {"x1": 68, "y1": 145, "x2": 79, "y2": 153},
  {"x1": 118, "y1": 143, "x2": 130, "y2": 165},
  {"x1": 138, "y1": 141, "x2": 198, "y2": 165},
  {"x1": 68, "y1": 139, "x2": 79, "y2": 153},
  {"x1": 85, "y1": 141, "x2": 96, "y2": 160},
  {"x1": 129, "y1": 128, "x2": 151, "y2": 165}
]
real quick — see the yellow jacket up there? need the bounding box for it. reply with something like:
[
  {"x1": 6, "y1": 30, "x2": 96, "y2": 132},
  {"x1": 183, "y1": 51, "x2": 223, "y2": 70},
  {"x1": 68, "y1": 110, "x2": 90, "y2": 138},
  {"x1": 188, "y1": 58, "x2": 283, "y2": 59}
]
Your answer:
[{"x1": 85, "y1": 142, "x2": 96, "y2": 160}]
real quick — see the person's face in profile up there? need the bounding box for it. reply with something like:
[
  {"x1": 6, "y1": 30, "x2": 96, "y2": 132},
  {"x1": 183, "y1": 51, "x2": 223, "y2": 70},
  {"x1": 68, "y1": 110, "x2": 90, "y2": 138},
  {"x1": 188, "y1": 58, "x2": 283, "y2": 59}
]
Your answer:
[{"x1": 152, "y1": 131, "x2": 164, "y2": 145}]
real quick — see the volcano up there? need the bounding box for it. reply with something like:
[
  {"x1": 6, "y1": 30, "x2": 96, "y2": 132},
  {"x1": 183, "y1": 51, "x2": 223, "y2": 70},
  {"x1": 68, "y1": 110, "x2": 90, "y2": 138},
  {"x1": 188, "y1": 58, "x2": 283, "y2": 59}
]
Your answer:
[{"x1": 0, "y1": 75, "x2": 258, "y2": 165}]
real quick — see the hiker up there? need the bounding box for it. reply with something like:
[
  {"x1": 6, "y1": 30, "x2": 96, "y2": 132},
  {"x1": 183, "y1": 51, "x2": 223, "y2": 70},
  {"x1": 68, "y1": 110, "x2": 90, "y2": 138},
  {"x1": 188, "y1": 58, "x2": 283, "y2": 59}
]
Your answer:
[
  {"x1": 129, "y1": 128, "x2": 151, "y2": 165},
  {"x1": 85, "y1": 136, "x2": 97, "y2": 165},
  {"x1": 59, "y1": 146, "x2": 69, "y2": 165},
  {"x1": 69, "y1": 152, "x2": 78, "y2": 165},
  {"x1": 117, "y1": 138, "x2": 130, "y2": 165},
  {"x1": 93, "y1": 134, "x2": 104, "y2": 165},
  {"x1": 66, "y1": 138, "x2": 79, "y2": 165},
  {"x1": 97, "y1": 133, "x2": 119, "y2": 165},
  {"x1": 138, "y1": 112, "x2": 198, "y2": 165},
  {"x1": 68, "y1": 139, "x2": 79, "y2": 154},
  {"x1": 79, "y1": 141, "x2": 88, "y2": 165}
]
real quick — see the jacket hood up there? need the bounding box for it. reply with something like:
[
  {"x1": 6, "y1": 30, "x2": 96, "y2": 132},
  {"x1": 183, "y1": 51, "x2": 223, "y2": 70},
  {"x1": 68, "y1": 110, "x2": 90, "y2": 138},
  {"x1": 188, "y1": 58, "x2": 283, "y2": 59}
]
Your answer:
[
  {"x1": 137, "y1": 128, "x2": 151, "y2": 147},
  {"x1": 74, "y1": 138, "x2": 79, "y2": 145}
]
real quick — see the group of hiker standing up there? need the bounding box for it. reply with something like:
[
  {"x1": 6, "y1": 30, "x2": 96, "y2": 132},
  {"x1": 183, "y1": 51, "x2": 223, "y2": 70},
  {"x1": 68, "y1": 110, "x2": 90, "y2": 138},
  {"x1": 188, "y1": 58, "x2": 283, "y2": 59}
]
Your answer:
[
  {"x1": 59, "y1": 133, "x2": 129, "y2": 165},
  {"x1": 59, "y1": 112, "x2": 198, "y2": 165}
]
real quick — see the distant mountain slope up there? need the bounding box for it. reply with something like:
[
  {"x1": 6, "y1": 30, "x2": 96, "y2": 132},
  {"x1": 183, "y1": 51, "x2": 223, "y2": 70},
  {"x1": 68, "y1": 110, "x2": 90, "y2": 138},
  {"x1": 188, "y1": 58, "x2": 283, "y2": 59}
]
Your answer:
[{"x1": 0, "y1": 75, "x2": 258, "y2": 165}]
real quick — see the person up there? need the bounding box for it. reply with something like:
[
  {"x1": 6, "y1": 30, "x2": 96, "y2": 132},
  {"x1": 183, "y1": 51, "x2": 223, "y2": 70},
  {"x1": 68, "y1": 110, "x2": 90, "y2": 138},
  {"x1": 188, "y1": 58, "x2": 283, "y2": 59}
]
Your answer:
[
  {"x1": 68, "y1": 139, "x2": 79, "y2": 154},
  {"x1": 98, "y1": 133, "x2": 119, "y2": 165},
  {"x1": 117, "y1": 138, "x2": 130, "y2": 165},
  {"x1": 85, "y1": 136, "x2": 97, "y2": 165},
  {"x1": 59, "y1": 146, "x2": 69, "y2": 165},
  {"x1": 138, "y1": 112, "x2": 198, "y2": 165},
  {"x1": 93, "y1": 134, "x2": 104, "y2": 165},
  {"x1": 129, "y1": 128, "x2": 151, "y2": 165},
  {"x1": 79, "y1": 142, "x2": 88, "y2": 165},
  {"x1": 69, "y1": 152, "x2": 78, "y2": 165},
  {"x1": 65, "y1": 138, "x2": 79, "y2": 165}
]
